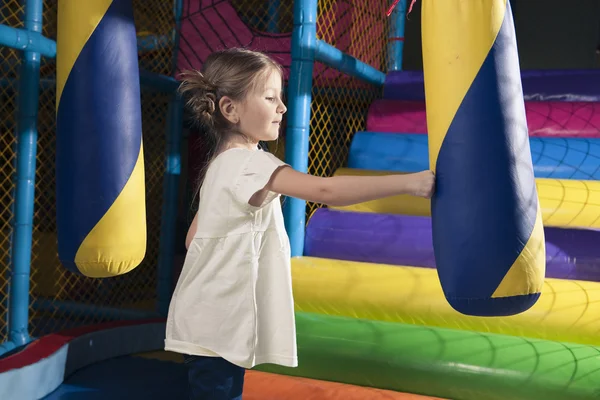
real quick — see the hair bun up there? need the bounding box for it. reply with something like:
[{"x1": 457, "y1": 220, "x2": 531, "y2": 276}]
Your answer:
[
  {"x1": 177, "y1": 70, "x2": 219, "y2": 126},
  {"x1": 202, "y1": 92, "x2": 216, "y2": 116}
]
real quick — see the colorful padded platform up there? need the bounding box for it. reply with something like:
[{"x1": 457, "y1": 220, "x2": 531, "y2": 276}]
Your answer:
[
  {"x1": 291, "y1": 257, "x2": 600, "y2": 347},
  {"x1": 366, "y1": 100, "x2": 600, "y2": 137},
  {"x1": 261, "y1": 311, "x2": 600, "y2": 400},
  {"x1": 383, "y1": 69, "x2": 600, "y2": 102},
  {"x1": 304, "y1": 208, "x2": 600, "y2": 281},
  {"x1": 348, "y1": 132, "x2": 600, "y2": 180}
]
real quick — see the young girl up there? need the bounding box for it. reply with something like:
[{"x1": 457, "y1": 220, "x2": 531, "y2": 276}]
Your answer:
[{"x1": 165, "y1": 47, "x2": 435, "y2": 400}]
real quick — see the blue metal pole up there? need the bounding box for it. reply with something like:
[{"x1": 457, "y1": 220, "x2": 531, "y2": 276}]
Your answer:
[
  {"x1": 171, "y1": 0, "x2": 184, "y2": 75},
  {"x1": 315, "y1": 40, "x2": 386, "y2": 86},
  {"x1": 0, "y1": 71, "x2": 177, "y2": 93},
  {"x1": 157, "y1": 94, "x2": 183, "y2": 316},
  {"x1": 139, "y1": 69, "x2": 180, "y2": 92},
  {"x1": 156, "y1": 0, "x2": 184, "y2": 316},
  {"x1": 137, "y1": 33, "x2": 173, "y2": 53},
  {"x1": 283, "y1": 0, "x2": 317, "y2": 257},
  {"x1": 8, "y1": 0, "x2": 44, "y2": 349},
  {"x1": 387, "y1": 0, "x2": 408, "y2": 71},
  {"x1": 0, "y1": 23, "x2": 56, "y2": 57}
]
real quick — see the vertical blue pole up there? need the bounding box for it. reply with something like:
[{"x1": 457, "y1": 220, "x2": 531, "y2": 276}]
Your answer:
[
  {"x1": 283, "y1": 0, "x2": 317, "y2": 257},
  {"x1": 157, "y1": 95, "x2": 183, "y2": 317},
  {"x1": 267, "y1": 0, "x2": 280, "y2": 33},
  {"x1": 156, "y1": 0, "x2": 184, "y2": 316},
  {"x1": 387, "y1": 0, "x2": 407, "y2": 71},
  {"x1": 8, "y1": 0, "x2": 43, "y2": 348}
]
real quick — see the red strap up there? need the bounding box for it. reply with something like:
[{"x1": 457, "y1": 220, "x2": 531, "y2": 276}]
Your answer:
[{"x1": 386, "y1": 0, "x2": 417, "y2": 17}]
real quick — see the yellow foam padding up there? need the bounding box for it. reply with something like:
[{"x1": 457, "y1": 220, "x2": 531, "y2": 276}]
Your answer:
[
  {"x1": 331, "y1": 168, "x2": 600, "y2": 229},
  {"x1": 56, "y1": 0, "x2": 113, "y2": 108},
  {"x1": 422, "y1": 0, "x2": 507, "y2": 171},
  {"x1": 492, "y1": 203, "x2": 545, "y2": 297},
  {"x1": 75, "y1": 143, "x2": 146, "y2": 278},
  {"x1": 291, "y1": 256, "x2": 600, "y2": 346}
]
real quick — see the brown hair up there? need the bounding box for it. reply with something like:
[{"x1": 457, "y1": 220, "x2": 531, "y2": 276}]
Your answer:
[{"x1": 177, "y1": 47, "x2": 283, "y2": 196}]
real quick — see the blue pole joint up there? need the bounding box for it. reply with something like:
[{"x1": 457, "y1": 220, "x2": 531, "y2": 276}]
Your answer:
[
  {"x1": 315, "y1": 40, "x2": 386, "y2": 86},
  {"x1": 0, "y1": 23, "x2": 56, "y2": 58}
]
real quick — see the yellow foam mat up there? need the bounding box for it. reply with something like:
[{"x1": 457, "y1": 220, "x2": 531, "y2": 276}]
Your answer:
[
  {"x1": 291, "y1": 256, "x2": 600, "y2": 346},
  {"x1": 332, "y1": 168, "x2": 600, "y2": 229}
]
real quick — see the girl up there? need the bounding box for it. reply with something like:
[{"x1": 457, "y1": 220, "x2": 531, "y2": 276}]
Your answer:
[{"x1": 165, "y1": 47, "x2": 435, "y2": 400}]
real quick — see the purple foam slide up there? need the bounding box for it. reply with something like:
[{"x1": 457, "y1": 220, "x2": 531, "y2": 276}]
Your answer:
[
  {"x1": 305, "y1": 208, "x2": 600, "y2": 282},
  {"x1": 383, "y1": 69, "x2": 600, "y2": 103}
]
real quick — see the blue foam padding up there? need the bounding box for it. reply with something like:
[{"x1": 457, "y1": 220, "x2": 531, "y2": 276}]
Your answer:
[
  {"x1": 43, "y1": 356, "x2": 187, "y2": 399},
  {"x1": 348, "y1": 132, "x2": 600, "y2": 180}
]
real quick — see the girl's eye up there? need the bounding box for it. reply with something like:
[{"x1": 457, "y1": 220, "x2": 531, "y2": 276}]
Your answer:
[{"x1": 266, "y1": 97, "x2": 275, "y2": 102}]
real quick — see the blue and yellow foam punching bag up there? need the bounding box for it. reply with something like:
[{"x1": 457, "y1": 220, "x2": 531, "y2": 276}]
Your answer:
[
  {"x1": 422, "y1": 0, "x2": 545, "y2": 316},
  {"x1": 56, "y1": 0, "x2": 146, "y2": 278}
]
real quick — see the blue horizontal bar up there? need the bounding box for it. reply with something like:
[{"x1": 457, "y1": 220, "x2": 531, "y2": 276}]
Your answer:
[
  {"x1": 0, "y1": 77, "x2": 53, "y2": 90},
  {"x1": 32, "y1": 298, "x2": 161, "y2": 321},
  {"x1": 139, "y1": 69, "x2": 179, "y2": 93},
  {"x1": 0, "y1": 71, "x2": 178, "y2": 93},
  {"x1": 137, "y1": 33, "x2": 173, "y2": 52},
  {"x1": 0, "y1": 26, "x2": 172, "y2": 59},
  {"x1": 315, "y1": 39, "x2": 385, "y2": 87},
  {"x1": 0, "y1": 23, "x2": 55, "y2": 57}
]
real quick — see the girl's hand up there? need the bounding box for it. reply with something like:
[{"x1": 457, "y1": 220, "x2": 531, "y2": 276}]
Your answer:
[{"x1": 408, "y1": 170, "x2": 436, "y2": 199}]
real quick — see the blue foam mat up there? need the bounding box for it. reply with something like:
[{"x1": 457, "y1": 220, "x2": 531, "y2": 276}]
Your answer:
[
  {"x1": 43, "y1": 356, "x2": 187, "y2": 400},
  {"x1": 348, "y1": 132, "x2": 600, "y2": 179}
]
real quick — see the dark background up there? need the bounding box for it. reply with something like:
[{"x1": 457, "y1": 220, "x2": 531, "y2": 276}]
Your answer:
[{"x1": 401, "y1": 0, "x2": 600, "y2": 70}]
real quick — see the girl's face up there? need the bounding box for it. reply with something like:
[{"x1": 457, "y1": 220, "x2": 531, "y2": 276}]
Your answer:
[{"x1": 236, "y1": 69, "x2": 287, "y2": 144}]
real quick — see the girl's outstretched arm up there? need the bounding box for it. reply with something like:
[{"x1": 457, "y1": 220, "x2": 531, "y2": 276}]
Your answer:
[{"x1": 262, "y1": 166, "x2": 435, "y2": 207}]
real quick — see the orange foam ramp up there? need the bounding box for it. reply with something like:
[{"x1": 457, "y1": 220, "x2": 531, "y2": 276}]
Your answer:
[{"x1": 244, "y1": 370, "x2": 445, "y2": 400}]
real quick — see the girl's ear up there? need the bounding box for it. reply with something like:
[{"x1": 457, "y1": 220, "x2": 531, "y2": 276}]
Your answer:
[{"x1": 219, "y1": 96, "x2": 239, "y2": 124}]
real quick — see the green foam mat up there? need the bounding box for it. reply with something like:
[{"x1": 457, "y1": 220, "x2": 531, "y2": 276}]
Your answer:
[{"x1": 257, "y1": 312, "x2": 600, "y2": 400}]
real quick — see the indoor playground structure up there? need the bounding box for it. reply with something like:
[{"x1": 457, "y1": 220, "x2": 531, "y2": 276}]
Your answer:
[{"x1": 1, "y1": 0, "x2": 600, "y2": 399}]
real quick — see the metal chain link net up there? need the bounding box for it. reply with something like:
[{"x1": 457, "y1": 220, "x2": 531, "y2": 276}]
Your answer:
[{"x1": 0, "y1": 0, "x2": 176, "y2": 340}]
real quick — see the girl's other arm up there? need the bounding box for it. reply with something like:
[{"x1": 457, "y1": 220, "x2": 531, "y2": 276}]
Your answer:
[
  {"x1": 185, "y1": 212, "x2": 199, "y2": 249},
  {"x1": 264, "y1": 166, "x2": 435, "y2": 207}
]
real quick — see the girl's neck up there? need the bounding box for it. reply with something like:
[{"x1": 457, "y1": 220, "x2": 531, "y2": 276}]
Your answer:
[{"x1": 220, "y1": 131, "x2": 259, "y2": 152}]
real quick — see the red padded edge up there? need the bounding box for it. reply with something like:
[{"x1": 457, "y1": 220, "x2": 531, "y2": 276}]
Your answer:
[{"x1": 0, "y1": 318, "x2": 164, "y2": 373}]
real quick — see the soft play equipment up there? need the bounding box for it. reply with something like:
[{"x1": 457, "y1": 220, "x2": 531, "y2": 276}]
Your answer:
[
  {"x1": 56, "y1": 0, "x2": 146, "y2": 277},
  {"x1": 349, "y1": 132, "x2": 600, "y2": 180},
  {"x1": 8, "y1": 1, "x2": 600, "y2": 400},
  {"x1": 367, "y1": 100, "x2": 600, "y2": 137},
  {"x1": 421, "y1": 0, "x2": 545, "y2": 316},
  {"x1": 305, "y1": 208, "x2": 600, "y2": 281},
  {"x1": 261, "y1": 312, "x2": 600, "y2": 400},
  {"x1": 383, "y1": 69, "x2": 600, "y2": 102},
  {"x1": 291, "y1": 257, "x2": 600, "y2": 347},
  {"x1": 287, "y1": 2, "x2": 600, "y2": 397}
]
